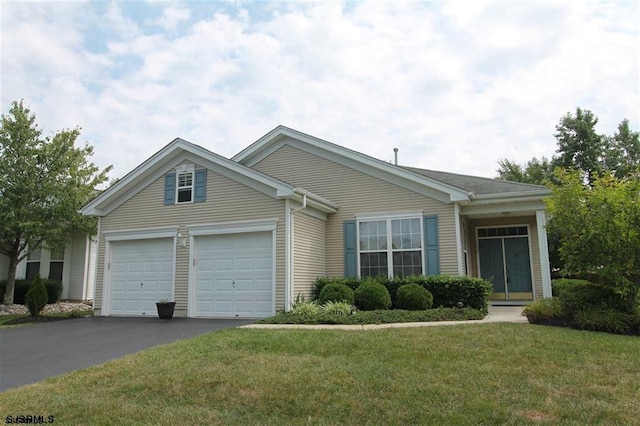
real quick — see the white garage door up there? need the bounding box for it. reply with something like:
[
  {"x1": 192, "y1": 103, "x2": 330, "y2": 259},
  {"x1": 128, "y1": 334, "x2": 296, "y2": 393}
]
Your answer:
[
  {"x1": 195, "y1": 232, "x2": 273, "y2": 318},
  {"x1": 109, "y1": 238, "x2": 174, "y2": 316}
]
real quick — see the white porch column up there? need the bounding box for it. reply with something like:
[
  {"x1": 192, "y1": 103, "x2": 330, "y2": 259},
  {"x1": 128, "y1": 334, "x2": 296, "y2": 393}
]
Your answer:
[
  {"x1": 536, "y1": 210, "x2": 552, "y2": 298},
  {"x1": 453, "y1": 204, "x2": 464, "y2": 275}
]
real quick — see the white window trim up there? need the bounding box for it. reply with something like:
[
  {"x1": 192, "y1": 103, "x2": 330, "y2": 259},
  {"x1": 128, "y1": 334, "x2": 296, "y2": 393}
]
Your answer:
[
  {"x1": 176, "y1": 170, "x2": 194, "y2": 204},
  {"x1": 356, "y1": 215, "x2": 425, "y2": 279}
]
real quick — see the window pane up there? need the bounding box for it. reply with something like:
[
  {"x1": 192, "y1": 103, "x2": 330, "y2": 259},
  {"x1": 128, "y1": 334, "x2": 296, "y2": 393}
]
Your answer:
[
  {"x1": 178, "y1": 172, "x2": 193, "y2": 188},
  {"x1": 50, "y1": 249, "x2": 65, "y2": 261},
  {"x1": 478, "y1": 229, "x2": 487, "y2": 238},
  {"x1": 49, "y1": 262, "x2": 63, "y2": 281},
  {"x1": 391, "y1": 218, "x2": 421, "y2": 249},
  {"x1": 28, "y1": 249, "x2": 41, "y2": 261},
  {"x1": 178, "y1": 188, "x2": 192, "y2": 203},
  {"x1": 26, "y1": 262, "x2": 40, "y2": 281},
  {"x1": 360, "y1": 253, "x2": 388, "y2": 278},
  {"x1": 392, "y1": 250, "x2": 422, "y2": 278}
]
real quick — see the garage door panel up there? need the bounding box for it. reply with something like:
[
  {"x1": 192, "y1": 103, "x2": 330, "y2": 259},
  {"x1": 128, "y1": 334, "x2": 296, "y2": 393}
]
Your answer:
[
  {"x1": 109, "y1": 238, "x2": 174, "y2": 316},
  {"x1": 195, "y1": 232, "x2": 273, "y2": 318}
]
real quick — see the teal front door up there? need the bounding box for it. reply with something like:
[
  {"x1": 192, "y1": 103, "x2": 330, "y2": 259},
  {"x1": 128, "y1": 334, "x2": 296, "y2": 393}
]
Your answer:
[{"x1": 478, "y1": 233, "x2": 533, "y2": 300}]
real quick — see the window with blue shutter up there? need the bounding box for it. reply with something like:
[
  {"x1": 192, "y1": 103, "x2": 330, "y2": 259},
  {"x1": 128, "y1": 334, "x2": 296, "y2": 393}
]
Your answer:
[
  {"x1": 343, "y1": 220, "x2": 357, "y2": 277},
  {"x1": 424, "y1": 215, "x2": 440, "y2": 275},
  {"x1": 164, "y1": 173, "x2": 176, "y2": 205}
]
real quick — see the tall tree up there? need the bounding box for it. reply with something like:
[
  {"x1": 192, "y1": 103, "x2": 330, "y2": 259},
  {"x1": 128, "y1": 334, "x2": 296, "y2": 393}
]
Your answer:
[
  {"x1": 496, "y1": 157, "x2": 553, "y2": 185},
  {"x1": 546, "y1": 170, "x2": 640, "y2": 311},
  {"x1": 553, "y1": 107, "x2": 606, "y2": 185},
  {"x1": 0, "y1": 101, "x2": 111, "y2": 305},
  {"x1": 605, "y1": 119, "x2": 640, "y2": 179}
]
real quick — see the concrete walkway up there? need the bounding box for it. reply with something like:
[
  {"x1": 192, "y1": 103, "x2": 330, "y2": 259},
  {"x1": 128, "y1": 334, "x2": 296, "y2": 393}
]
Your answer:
[{"x1": 242, "y1": 306, "x2": 528, "y2": 330}]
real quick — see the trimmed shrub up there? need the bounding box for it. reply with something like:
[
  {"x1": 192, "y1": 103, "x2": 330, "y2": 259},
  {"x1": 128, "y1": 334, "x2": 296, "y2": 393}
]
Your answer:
[
  {"x1": 523, "y1": 298, "x2": 566, "y2": 325},
  {"x1": 354, "y1": 280, "x2": 391, "y2": 311},
  {"x1": 25, "y1": 275, "x2": 48, "y2": 316},
  {"x1": 412, "y1": 275, "x2": 492, "y2": 313},
  {"x1": 570, "y1": 307, "x2": 637, "y2": 335},
  {"x1": 46, "y1": 280, "x2": 63, "y2": 304},
  {"x1": 552, "y1": 278, "x2": 591, "y2": 297},
  {"x1": 0, "y1": 279, "x2": 63, "y2": 304},
  {"x1": 396, "y1": 284, "x2": 433, "y2": 310},
  {"x1": 318, "y1": 283, "x2": 355, "y2": 305},
  {"x1": 558, "y1": 282, "x2": 627, "y2": 317}
]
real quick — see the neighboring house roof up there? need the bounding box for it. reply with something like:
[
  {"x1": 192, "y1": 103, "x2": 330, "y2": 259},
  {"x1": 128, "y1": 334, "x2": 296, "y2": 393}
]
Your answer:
[
  {"x1": 403, "y1": 167, "x2": 550, "y2": 198},
  {"x1": 81, "y1": 137, "x2": 337, "y2": 217}
]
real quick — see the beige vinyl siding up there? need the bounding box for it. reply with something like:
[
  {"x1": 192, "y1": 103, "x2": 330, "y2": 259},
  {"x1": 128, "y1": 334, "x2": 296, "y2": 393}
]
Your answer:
[
  {"x1": 293, "y1": 211, "x2": 326, "y2": 300},
  {"x1": 253, "y1": 144, "x2": 458, "y2": 277},
  {"x1": 68, "y1": 234, "x2": 87, "y2": 300},
  {"x1": 468, "y1": 216, "x2": 543, "y2": 300},
  {"x1": 95, "y1": 165, "x2": 287, "y2": 315}
]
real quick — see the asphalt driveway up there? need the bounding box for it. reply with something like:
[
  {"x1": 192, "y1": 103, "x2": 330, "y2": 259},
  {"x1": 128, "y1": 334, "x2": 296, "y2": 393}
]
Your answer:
[{"x1": 0, "y1": 317, "x2": 252, "y2": 392}]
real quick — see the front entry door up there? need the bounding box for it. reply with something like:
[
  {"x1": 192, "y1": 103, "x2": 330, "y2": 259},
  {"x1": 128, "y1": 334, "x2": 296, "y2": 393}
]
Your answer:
[{"x1": 478, "y1": 229, "x2": 533, "y2": 300}]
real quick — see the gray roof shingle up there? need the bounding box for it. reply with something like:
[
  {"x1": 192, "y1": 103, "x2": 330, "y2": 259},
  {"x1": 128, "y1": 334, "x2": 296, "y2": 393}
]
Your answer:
[{"x1": 403, "y1": 166, "x2": 549, "y2": 196}]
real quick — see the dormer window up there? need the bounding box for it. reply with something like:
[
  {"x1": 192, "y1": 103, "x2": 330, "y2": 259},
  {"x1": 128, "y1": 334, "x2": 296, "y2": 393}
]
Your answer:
[{"x1": 177, "y1": 171, "x2": 193, "y2": 203}]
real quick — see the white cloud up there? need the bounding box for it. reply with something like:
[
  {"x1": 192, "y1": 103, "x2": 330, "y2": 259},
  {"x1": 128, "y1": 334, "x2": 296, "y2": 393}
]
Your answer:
[{"x1": 1, "y1": 0, "x2": 638, "y2": 181}]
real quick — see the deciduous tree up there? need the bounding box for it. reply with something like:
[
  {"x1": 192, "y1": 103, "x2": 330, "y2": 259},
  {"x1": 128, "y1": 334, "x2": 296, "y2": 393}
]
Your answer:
[
  {"x1": 546, "y1": 169, "x2": 640, "y2": 311},
  {"x1": 0, "y1": 100, "x2": 111, "y2": 305}
]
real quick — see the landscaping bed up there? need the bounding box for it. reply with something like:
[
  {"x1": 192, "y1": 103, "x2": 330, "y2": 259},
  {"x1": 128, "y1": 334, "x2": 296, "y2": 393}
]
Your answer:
[{"x1": 259, "y1": 307, "x2": 484, "y2": 324}]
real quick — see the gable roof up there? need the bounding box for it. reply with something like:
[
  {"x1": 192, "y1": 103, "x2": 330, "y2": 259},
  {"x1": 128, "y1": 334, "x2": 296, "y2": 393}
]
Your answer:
[
  {"x1": 81, "y1": 138, "x2": 337, "y2": 217},
  {"x1": 234, "y1": 125, "x2": 550, "y2": 202},
  {"x1": 403, "y1": 167, "x2": 550, "y2": 199},
  {"x1": 234, "y1": 126, "x2": 472, "y2": 203}
]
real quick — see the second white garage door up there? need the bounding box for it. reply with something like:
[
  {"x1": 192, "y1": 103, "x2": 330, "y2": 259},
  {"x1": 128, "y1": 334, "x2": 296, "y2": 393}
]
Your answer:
[{"x1": 194, "y1": 232, "x2": 273, "y2": 318}]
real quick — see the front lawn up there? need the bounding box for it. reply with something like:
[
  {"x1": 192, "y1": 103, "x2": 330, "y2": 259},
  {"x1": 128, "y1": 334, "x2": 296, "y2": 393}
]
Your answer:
[{"x1": 1, "y1": 324, "x2": 638, "y2": 424}]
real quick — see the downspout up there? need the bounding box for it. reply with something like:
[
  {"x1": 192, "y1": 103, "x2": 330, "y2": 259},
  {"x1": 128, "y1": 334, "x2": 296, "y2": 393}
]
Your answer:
[{"x1": 288, "y1": 194, "x2": 307, "y2": 309}]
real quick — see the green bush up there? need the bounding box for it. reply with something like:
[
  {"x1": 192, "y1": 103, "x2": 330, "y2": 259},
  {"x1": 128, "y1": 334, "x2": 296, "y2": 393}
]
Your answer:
[
  {"x1": 411, "y1": 275, "x2": 492, "y2": 313},
  {"x1": 0, "y1": 279, "x2": 63, "y2": 304},
  {"x1": 552, "y1": 278, "x2": 591, "y2": 297},
  {"x1": 354, "y1": 280, "x2": 391, "y2": 311},
  {"x1": 570, "y1": 307, "x2": 637, "y2": 335},
  {"x1": 396, "y1": 284, "x2": 433, "y2": 310},
  {"x1": 314, "y1": 275, "x2": 491, "y2": 312},
  {"x1": 523, "y1": 298, "x2": 566, "y2": 325},
  {"x1": 318, "y1": 283, "x2": 355, "y2": 305},
  {"x1": 558, "y1": 282, "x2": 628, "y2": 317},
  {"x1": 25, "y1": 275, "x2": 48, "y2": 316}
]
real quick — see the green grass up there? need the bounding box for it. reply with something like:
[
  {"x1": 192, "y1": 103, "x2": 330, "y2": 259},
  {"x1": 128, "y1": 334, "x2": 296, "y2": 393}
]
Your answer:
[
  {"x1": 1, "y1": 324, "x2": 638, "y2": 425},
  {"x1": 259, "y1": 307, "x2": 484, "y2": 324}
]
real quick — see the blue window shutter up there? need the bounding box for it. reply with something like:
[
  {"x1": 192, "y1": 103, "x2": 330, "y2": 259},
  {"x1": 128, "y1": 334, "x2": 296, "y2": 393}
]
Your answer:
[
  {"x1": 164, "y1": 173, "x2": 176, "y2": 205},
  {"x1": 194, "y1": 169, "x2": 207, "y2": 203},
  {"x1": 424, "y1": 215, "x2": 440, "y2": 275},
  {"x1": 343, "y1": 220, "x2": 357, "y2": 277}
]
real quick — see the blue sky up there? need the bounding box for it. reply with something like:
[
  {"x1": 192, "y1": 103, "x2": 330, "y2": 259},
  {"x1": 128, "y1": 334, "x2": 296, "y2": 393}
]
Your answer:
[{"x1": 1, "y1": 0, "x2": 638, "y2": 181}]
